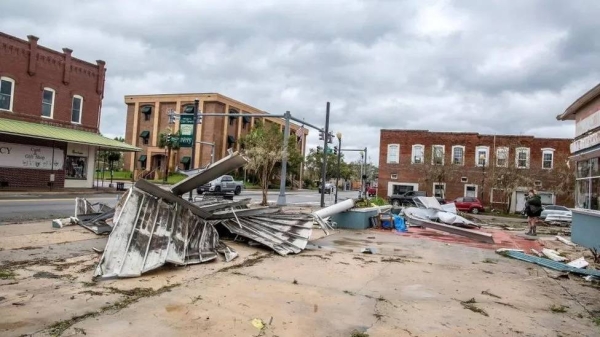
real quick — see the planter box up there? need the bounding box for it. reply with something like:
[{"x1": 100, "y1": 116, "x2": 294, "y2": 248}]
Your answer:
[
  {"x1": 330, "y1": 205, "x2": 392, "y2": 229},
  {"x1": 571, "y1": 209, "x2": 600, "y2": 252}
]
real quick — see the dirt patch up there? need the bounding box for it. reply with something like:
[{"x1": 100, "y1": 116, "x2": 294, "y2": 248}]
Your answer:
[
  {"x1": 217, "y1": 253, "x2": 272, "y2": 273},
  {"x1": 33, "y1": 271, "x2": 62, "y2": 279},
  {"x1": 45, "y1": 283, "x2": 180, "y2": 336}
]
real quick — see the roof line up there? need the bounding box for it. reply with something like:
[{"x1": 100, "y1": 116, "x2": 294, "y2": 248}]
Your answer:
[
  {"x1": 0, "y1": 130, "x2": 140, "y2": 151},
  {"x1": 557, "y1": 83, "x2": 600, "y2": 121}
]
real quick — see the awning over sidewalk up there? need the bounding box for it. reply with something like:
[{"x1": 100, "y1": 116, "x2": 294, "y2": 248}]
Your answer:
[{"x1": 0, "y1": 117, "x2": 141, "y2": 152}]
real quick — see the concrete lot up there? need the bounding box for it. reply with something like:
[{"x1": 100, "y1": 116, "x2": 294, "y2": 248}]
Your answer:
[{"x1": 1, "y1": 220, "x2": 599, "y2": 337}]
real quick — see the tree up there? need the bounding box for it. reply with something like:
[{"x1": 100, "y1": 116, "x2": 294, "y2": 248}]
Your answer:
[
  {"x1": 99, "y1": 137, "x2": 125, "y2": 184},
  {"x1": 546, "y1": 153, "x2": 576, "y2": 205},
  {"x1": 419, "y1": 148, "x2": 450, "y2": 198},
  {"x1": 158, "y1": 128, "x2": 180, "y2": 182},
  {"x1": 304, "y1": 148, "x2": 342, "y2": 183},
  {"x1": 240, "y1": 122, "x2": 287, "y2": 205}
]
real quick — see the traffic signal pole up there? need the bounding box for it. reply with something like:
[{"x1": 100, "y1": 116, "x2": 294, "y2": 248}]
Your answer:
[{"x1": 320, "y1": 102, "x2": 330, "y2": 208}]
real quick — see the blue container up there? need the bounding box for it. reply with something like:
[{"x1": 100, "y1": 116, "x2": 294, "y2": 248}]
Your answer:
[{"x1": 393, "y1": 215, "x2": 407, "y2": 232}]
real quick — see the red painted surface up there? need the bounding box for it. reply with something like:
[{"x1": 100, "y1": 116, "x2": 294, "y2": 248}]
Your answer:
[{"x1": 379, "y1": 227, "x2": 543, "y2": 251}]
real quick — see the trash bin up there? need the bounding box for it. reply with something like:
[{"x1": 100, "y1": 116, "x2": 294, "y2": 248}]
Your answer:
[{"x1": 116, "y1": 182, "x2": 125, "y2": 191}]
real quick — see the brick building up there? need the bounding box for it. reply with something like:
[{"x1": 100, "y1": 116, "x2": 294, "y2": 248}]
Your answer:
[
  {"x1": 123, "y1": 93, "x2": 308, "y2": 180},
  {"x1": 378, "y1": 130, "x2": 573, "y2": 213},
  {"x1": 0, "y1": 32, "x2": 138, "y2": 189}
]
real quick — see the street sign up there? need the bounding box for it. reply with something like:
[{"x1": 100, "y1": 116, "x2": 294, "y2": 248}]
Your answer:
[{"x1": 179, "y1": 114, "x2": 194, "y2": 148}]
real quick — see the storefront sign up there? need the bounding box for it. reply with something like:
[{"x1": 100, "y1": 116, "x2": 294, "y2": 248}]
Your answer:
[
  {"x1": 571, "y1": 130, "x2": 600, "y2": 153},
  {"x1": 576, "y1": 109, "x2": 600, "y2": 137},
  {"x1": 67, "y1": 143, "x2": 89, "y2": 157},
  {"x1": 178, "y1": 114, "x2": 194, "y2": 148},
  {"x1": 0, "y1": 142, "x2": 64, "y2": 170}
]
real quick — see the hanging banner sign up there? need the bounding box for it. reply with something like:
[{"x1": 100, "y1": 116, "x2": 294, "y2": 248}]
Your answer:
[
  {"x1": 0, "y1": 142, "x2": 64, "y2": 170},
  {"x1": 179, "y1": 114, "x2": 194, "y2": 148}
]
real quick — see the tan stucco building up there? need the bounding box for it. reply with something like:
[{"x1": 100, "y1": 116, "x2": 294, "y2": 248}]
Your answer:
[{"x1": 123, "y1": 93, "x2": 308, "y2": 180}]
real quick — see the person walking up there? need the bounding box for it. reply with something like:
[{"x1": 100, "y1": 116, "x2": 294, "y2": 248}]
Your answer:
[{"x1": 525, "y1": 189, "x2": 542, "y2": 236}]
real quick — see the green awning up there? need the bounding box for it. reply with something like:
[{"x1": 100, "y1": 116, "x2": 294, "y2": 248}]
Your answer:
[
  {"x1": 138, "y1": 155, "x2": 147, "y2": 162},
  {"x1": 0, "y1": 117, "x2": 140, "y2": 152},
  {"x1": 180, "y1": 156, "x2": 191, "y2": 164},
  {"x1": 227, "y1": 135, "x2": 236, "y2": 144},
  {"x1": 139, "y1": 130, "x2": 150, "y2": 138},
  {"x1": 242, "y1": 116, "x2": 251, "y2": 124},
  {"x1": 141, "y1": 106, "x2": 152, "y2": 114},
  {"x1": 183, "y1": 105, "x2": 194, "y2": 114}
]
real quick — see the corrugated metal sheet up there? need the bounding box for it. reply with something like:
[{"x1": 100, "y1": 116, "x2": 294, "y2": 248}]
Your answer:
[
  {"x1": 500, "y1": 250, "x2": 600, "y2": 277},
  {"x1": 170, "y1": 151, "x2": 248, "y2": 196}
]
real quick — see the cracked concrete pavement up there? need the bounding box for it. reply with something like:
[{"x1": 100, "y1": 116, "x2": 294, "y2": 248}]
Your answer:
[{"x1": 1, "y1": 220, "x2": 599, "y2": 337}]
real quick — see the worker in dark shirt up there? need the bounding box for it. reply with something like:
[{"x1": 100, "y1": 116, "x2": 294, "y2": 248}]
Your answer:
[{"x1": 525, "y1": 189, "x2": 542, "y2": 236}]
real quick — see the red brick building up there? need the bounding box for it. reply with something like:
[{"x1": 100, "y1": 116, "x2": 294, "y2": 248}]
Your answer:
[
  {"x1": 378, "y1": 130, "x2": 573, "y2": 212},
  {"x1": 0, "y1": 32, "x2": 138, "y2": 189}
]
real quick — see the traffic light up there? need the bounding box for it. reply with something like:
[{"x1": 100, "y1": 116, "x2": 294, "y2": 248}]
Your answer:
[
  {"x1": 318, "y1": 130, "x2": 324, "y2": 141},
  {"x1": 316, "y1": 146, "x2": 322, "y2": 154},
  {"x1": 196, "y1": 111, "x2": 202, "y2": 124},
  {"x1": 327, "y1": 132, "x2": 334, "y2": 144},
  {"x1": 333, "y1": 146, "x2": 338, "y2": 155}
]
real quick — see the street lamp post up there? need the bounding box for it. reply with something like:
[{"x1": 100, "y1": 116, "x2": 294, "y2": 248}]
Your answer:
[{"x1": 335, "y1": 132, "x2": 342, "y2": 203}]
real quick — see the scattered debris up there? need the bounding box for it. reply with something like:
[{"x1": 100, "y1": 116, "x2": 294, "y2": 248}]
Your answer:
[
  {"x1": 191, "y1": 295, "x2": 203, "y2": 304},
  {"x1": 542, "y1": 249, "x2": 567, "y2": 262},
  {"x1": 482, "y1": 258, "x2": 498, "y2": 264},
  {"x1": 293, "y1": 279, "x2": 298, "y2": 285},
  {"x1": 460, "y1": 298, "x2": 489, "y2": 317},
  {"x1": 566, "y1": 257, "x2": 589, "y2": 269},
  {"x1": 550, "y1": 304, "x2": 568, "y2": 313},
  {"x1": 556, "y1": 236, "x2": 576, "y2": 247},
  {"x1": 92, "y1": 247, "x2": 104, "y2": 254},
  {"x1": 32, "y1": 271, "x2": 61, "y2": 279},
  {"x1": 51, "y1": 216, "x2": 77, "y2": 229},
  {"x1": 497, "y1": 250, "x2": 600, "y2": 277},
  {"x1": 481, "y1": 290, "x2": 502, "y2": 299},
  {"x1": 531, "y1": 249, "x2": 543, "y2": 257},
  {"x1": 494, "y1": 301, "x2": 517, "y2": 309},
  {"x1": 251, "y1": 318, "x2": 265, "y2": 330},
  {"x1": 361, "y1": 248, "x2": 375, "y2": 254}
]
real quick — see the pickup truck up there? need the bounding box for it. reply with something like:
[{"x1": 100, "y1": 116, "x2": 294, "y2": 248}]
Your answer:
[
  {"x1": 196, "y1": 175, "x2": 244, "y2": 195},
  {"x1": 388, "y1": 191, "x2": 427, "y2": 207}
]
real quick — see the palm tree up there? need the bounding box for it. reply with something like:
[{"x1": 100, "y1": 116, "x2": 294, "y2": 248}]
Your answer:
[{"x1": 158, "y1": 128, "x2": 181, "y2": 183}]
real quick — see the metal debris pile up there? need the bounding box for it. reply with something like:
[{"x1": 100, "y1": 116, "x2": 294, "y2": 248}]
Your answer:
[
  {"x1": 401, "y1": 197, "x2": 494, "y2": 244},
  {"x1": 87, "y1": 152, "x2": 336, "y2": 279}
]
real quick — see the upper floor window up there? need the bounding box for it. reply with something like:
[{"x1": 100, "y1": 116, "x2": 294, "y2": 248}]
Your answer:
[
  {"x1": 411, "y1": 144, "x2": 424, "y2": 164},
  {"x1": 496, "y1": 147, "x2": 509, "y2": 167},
  {"x1": 451, "y1": 145, "x2": 465, "y2": 165},
  {"x1": 515, "y1": 147, "x2": 530, "y2": 169},
  {"x1": 0, "y1": 77, "x2": 15, "y2": 111},
  {"x1": 71, "y1": 95, "x2": 83, "y2": 124},
  {"x1": 432, "y1": 145, "x2": 444, "y2": 165},
  {"x1": 387, "y1": 144, "x2": 399, "y2": 164},
  {"x1": 542, "y1": 148, "x2": 555, "y2": 169},
  {"x1": 476, "y1": 146, "x2": 489, "y2": 167},
  {"x1": 141, "y1": 105, "x2": 153, "y2": 121},
  {"x1": 41, "y1": 88, "x2": 55, "y2": 118}
]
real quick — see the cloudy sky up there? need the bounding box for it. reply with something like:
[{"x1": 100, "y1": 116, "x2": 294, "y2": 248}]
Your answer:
[{"x1": 2, "y1": 0, "x2": 599, "y2": 164}]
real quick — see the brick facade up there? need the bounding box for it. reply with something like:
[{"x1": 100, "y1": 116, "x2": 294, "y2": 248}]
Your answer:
[
  {"x1": 0, "y1": 134, "x2": 67, "y2": 188},
  {"x1": 0, "y1": 32, "x2": 106, "y2": 132},
  {"x1": 0, "y1": 32, "x2": 106, "y2": 189},
  {"x1": 378, "y1": 130, "x2": 573, "y2": 211},
  {"x1": 123, "y1": 93, "x2": 308, "y2": 180}
]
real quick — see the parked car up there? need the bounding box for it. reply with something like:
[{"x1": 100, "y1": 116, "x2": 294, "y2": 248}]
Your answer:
[
  {"x1": 540, "y1": 205, "x2": 572, "y2": 220},
  {"x1": 318, "y1": 183, "x2": 335, "y2": 194},
  {"x1": 367, "y1": 187, "x2": 377, "y2": 197},
  {"x1": 388, "y1": 191, "x2": 427, "y2": 207},
  {"x1": 453, "y1": 197, "x2": 485, "y2": 214},
  {"x1": 196, "y1": 175, "x2": 244, "y2": 195}
]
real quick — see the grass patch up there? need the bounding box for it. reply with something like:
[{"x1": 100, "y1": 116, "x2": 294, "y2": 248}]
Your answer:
[
  {"x1": 150, "y1": 172, "x2": 188, "y2": 185},
  {"x1": 78, "y1": 290, "x2": 104, "y2": 296},
  {"x1": 593, "y1": 317, "x2": 600, "y2": 326},
  {"x1": 0, "y1": 269, "x2": 16, "y2": 280},
  {"x1": 380, "y1": 257, "x2": 409, "y2": 263},
  {"x1": 350, "y1": 330, "x2": 369, "y2": 337},
  {"x1": 95, "y1": 170, "x2": 132, "y2": 180},
  {"x1": 550, "y1": 304, "x2": 568, "y2": 313},
  {"x1": 81, "y1": 281, "x2": 96, "y2": 287},
  {"x1": 369, "y1": 197, "x2": 389, "y2": 206}
]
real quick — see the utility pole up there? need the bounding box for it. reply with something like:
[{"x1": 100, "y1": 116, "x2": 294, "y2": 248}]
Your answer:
[
  {"x1": 320, "y1": 102, "x2": 330, "y2": 208},
  {"x1": 363, "y1": 147, "x2": 368, "y2": 199},
  {"x1": 335, "y1": 132, "x2": 342, "y2": 203},
  {"x1": 188, "y1": 98, "x2": 200, "y2": 201},
  {"x1": 277, "y1": 111, "x2": 291, "y2": 206}
]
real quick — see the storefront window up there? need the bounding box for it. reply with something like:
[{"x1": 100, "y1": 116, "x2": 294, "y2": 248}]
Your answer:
[
  {"x1": 592, "y1": 177, "x2": 600, "y2": 210},
  {"x1": 576, "y1": 178, "x2": 589, "y2": 208},
  {"x1": 577, "y1": 160, "x2": 590, "y2": 178},
  {"x1": 66, "y1": 156, "x2": 87, "y2": 179},
  {"x1": 591, "y1": 158, "x2": 600, "y2": 177}
]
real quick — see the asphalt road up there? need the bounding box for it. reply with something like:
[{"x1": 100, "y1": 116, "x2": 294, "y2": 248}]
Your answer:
[{"x1": 0, "y1": 189, "x2": 358, "y2": 224}]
